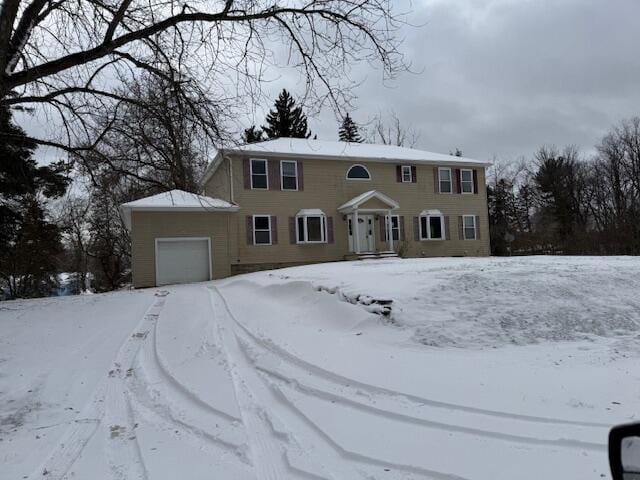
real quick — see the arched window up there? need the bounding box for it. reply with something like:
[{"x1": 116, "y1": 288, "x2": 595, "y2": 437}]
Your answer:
[{"x1": 346, "y1": 164, "x2": 371, "y2": 180}]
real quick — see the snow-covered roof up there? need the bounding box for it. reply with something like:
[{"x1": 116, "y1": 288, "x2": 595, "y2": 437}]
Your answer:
[
  {"x1": 420, "y1": 209, "x2": 443, "y2": 216},
  {"x1": 202, "y1": 138, "x2": 490, "y2": 185},
  {"x1": 120, "y1": 189, "x2": 239, "y2": 229},
  {"x1": 296, "y1": 208, "x2": 325, "y2": 216},
  {"x1": 338, "y1": 190, "x2": 399, "y2": 212}
]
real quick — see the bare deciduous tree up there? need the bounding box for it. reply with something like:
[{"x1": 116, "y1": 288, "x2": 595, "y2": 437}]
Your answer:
[{"x1": 369, "y1": 111, "x2": 419, "y2": 147}]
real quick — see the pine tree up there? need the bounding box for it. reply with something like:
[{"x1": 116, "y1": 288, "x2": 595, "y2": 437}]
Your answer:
[
  {"x1": 262, "y1": 89, "x2": 311, "y2": 139},
  {"x1": 244, "y1": 125, "x2": 264, "y2": 143},
  {"x1": 338, "y1": 113, "x2": 363, "y2": 142}
]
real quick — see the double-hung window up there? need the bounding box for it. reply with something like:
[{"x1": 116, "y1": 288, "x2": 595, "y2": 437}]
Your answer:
[
  {"x1": 281, "y1": 160, "x2": 298, "y2": 190},
  {"x1": 250, "y1": 159, "x2": 268, "y2": 189},
  {"x1": 385, "y1": 215, "x2": 400, "y2": 241},
  {"x1": 463, "y1": 215, "x2": 477, "y2": 240},
  {"x1": 438, "y1": 167, "x2": 452, "y2": 193},
  {"x1": 253, "y1": 215, "x2": 272, "y2": 245},
  {"x1": 401, "y1": 165, "x2": 412, "y2": 183},
  {"x1": 420, "y1": 213, "x2": 445, "y2": 240},
  {"x1": 460, "y1": 169, "x2": 474, "y2": 193},
  {"x1": 297, "y1": 213, "x2": 326, "y2": 243}
]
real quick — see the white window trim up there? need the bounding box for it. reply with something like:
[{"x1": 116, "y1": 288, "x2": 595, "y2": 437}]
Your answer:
[
  {"x1": 250, "y1": 158, "x2": 269, "y2": 190},
  {"x1": 401, "y1": 165, "x2": 412, "y2": 183},
  {"x1": 420, "y1": 214, "x2": 445, "y2": 241},
  {"x1": 280, "y1": 160, "x2": 298, "y2": 191},
  {"x1": 252, "y1": 214, "x2": 272, "y2": 245},
  {"x1": 438, "y1": 167, "x2": 452, "y2": 194},
  {"x1": 460, "y1": 168, "x2": 474, "y2": 194},
  {"x1": 385, "y1": 215, "x2": 401, "y2": 241},
  {"x1": 463, "y1": 215, "x2": 477, "y2": 240},
  {"x1": 346, "y1": 164, "x2": 372, "y2": 181},
  {"x1": 296, "y1": 214, "x2": 327, "y2": 244}
]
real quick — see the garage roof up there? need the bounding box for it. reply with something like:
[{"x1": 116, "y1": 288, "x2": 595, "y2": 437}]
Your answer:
[{"x1": 120, "y1": 189, "x2": 239, "y2": 229}]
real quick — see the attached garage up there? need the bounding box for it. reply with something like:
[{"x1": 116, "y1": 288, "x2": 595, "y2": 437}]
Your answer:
[{"x1": 120, "y1": 190, "x2": 240, "y2": 288}]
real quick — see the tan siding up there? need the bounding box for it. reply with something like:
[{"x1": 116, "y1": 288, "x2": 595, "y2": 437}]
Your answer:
[
  {"x1": 130, "y1": 211, "x2": 235, "y2": 288},
  {"x1": 204, "y1": 155, "x2": 490, "y2": 267}
]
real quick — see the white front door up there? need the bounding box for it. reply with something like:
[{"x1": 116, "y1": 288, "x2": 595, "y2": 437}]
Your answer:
[{"x1": 348, "y1": 214, "x2": 375, "y2": 252}]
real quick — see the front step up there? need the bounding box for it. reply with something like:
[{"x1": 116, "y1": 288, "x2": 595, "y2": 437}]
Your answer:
[{"x1": 344, "y1": 251, "x2": 399, "y2": 261}]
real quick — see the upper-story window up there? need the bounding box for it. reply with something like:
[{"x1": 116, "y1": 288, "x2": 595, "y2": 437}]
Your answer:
[
  {"x1": 281, "y1": 160, "x2": 298, "y2": 190},
  {"x1": 460, "y1": 169, "x2": 474, "y2": 193},
  {"x1": 250, "y1": 159, "x2": 268, "y2": 189},
  {"x1": 438, "y1": 167, "x2": 452, "y2": 193},
  {"x1": 401, "y1": 165, "x2": 412, "y2": 183},
  {"x1": 346, "y1": 164, "x2": 371, "y2": 180}
]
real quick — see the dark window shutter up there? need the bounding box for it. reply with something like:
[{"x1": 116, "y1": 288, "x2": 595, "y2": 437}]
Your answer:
[
  {"x1": 475, "y1": 215, "x2": 481, "y2": 240},
  {"x1": 289, "y1": 217, "x2": 297, "y2": 244},
  {"x1": 411, "y1": 166, "x2": 417, "y2": 183},
  {"x1": 433, "y1": 167, "x2": 439, "y2": 193},
  {"x1": 243, "y1": 159, "x2": 251, "y2": 189},
  {"x1": 271, "y1": 216, "x2": 278, "y2": 244},
  {"x1": 473, "y1": 169, "x2": 479, "y2": 194},
  {"x1": 454, "y1": 168, "x2": 461, "y2": 194},
  {"x1": 400, "y1": 216, "x2": 406, "y2": 241},
  {"x1": 396, "y1": 165, "x2": 402, "y2": 182},
  {"x1": 268, "y1": 160, "x2": 280, "y2": 190},
  {"x1": 327, "y1": 217, "x2": 334, "y2": 243},
  {"x1": 458, "y1": 216, "x2": 464, "y2": 240},
  {"x1": 413, "y1": 216, "x2": 420, "y2": 241},
  {"x1": 297, "y1": 161, "x2": 304, "y2": 191},
  {"x1": 444, "y1": 216, "x2": 450, "y2": 240},
  {"x1": 380, "y1": 216, "x2": 387, "y2": 240},
  {"x1": 246, "y1": 216, "x2": 254, "y2": 244}
]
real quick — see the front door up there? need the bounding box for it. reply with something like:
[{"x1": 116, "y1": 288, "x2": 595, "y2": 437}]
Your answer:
[{"x1": 348, "y1": 215, "x2": 375, "y2": 252}]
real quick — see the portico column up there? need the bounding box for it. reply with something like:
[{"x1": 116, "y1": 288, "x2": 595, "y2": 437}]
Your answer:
[
  {"x1": 354, "y1": 209, "x2": 360, "y2": 254},
  {"x1": 387, "y1": 210, "x2": 394, "y2": 252}
]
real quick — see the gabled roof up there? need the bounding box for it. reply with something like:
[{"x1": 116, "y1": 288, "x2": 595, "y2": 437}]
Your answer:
[
  {"x1": 338, "y1": 190, "x2": 399, "y2": 212},
  {"x1": 202, "y1": 138, "x2": 490, "y2": 185},
  {"x1": 120, "y1": 189, "x2": 239, "y2": 229}
]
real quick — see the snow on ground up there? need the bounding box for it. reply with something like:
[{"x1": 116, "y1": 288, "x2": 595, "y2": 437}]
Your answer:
[{"x1": 1, "y1": 256, "x2": 639, "y2": 479}]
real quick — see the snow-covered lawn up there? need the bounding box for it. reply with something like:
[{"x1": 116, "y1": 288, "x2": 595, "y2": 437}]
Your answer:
[{"x1": 1, "y1": 257, "x2": 639, "y2": 479}]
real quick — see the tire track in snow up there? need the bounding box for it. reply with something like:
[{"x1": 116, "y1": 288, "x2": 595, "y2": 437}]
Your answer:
[{"x1": 212, "y1": 287, "x2": 468, "y2": 480}]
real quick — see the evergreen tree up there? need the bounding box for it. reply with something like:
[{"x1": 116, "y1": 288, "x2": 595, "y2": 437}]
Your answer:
[
  {"x1": 244, "y1": 125, "x2": 264, "y2": 143},
  {"x1": 338, "y1": 113, "x2": 363, "y2": 142},
  {"x1": 262, "y1": 89, "x2": 311, "y2": 139}
]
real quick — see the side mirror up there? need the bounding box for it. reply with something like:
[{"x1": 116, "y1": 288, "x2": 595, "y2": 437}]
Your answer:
[{"x1": 609, "y1": 422, "x2": 640, "y2": 480}]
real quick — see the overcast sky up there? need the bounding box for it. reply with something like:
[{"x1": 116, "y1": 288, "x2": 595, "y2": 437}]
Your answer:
[{"x1": 256, "y1": 0, "x2": 640, "y2": 162}]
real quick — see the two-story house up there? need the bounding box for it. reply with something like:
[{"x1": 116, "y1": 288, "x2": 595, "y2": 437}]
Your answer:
[{"x1": 121, "y1": 138, "x2": 491, "y2": 287}]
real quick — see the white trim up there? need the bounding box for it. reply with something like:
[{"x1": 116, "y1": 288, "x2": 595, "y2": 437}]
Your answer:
[
  {"x1": 419, "y1": 214, "x2": 445, "y2": 241},
  {"x1": 295, "y1": 213, "x2": 327, "y2": 244},
  {"x1": 346, "y1": 164, "x2": 372, "y2": 181},
  {"x1": 462, "y1": 215, "x2": 477, "y2": 240},
  {"x1": 280, "y1": 159, "x2": 298, "y2": 191},
  {"x1": 460, "y1": 168, "x2": 474, "y2": 194},
  {"x1": 252, "y1": 214, "x2": 272, "y2": 245},
  {"x1": 154, "y1": 237, "x2": 212, "y2": 286},
  {"x1": 438, "y1": 167, "x2": 452, "y2": 194},
  {"x1": 338, "y1": 190, "x2": 399, "y2": 212},
  {"x1": 250, "y1": 158, "x2": 269, "y2": 190},
  {"x1": 401, "y1": 165, "x2": 412, "y2": 183}
]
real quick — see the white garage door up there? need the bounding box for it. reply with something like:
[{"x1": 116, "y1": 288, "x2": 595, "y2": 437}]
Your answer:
[{"x1": 155, "y1": 238, "x2": 211, "y2": 286}]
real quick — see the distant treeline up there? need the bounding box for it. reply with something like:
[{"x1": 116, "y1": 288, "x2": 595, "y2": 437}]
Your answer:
[{"x1": 488, "y1": 117, "x2": 640, "y2": 256}]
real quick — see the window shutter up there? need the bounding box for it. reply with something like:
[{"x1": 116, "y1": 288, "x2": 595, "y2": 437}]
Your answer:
[
  {"x1": 380, "y1": 216, "x2": 387, "y2": 240},
  {"x1": 411, "y1": 166, "x2": 417, "y2": 183},
  {"x1": 271, "y1": 216, "x2": 278, "y2": 244},
  {"x1": 454, "y1": 168, "x2": 461, "y2": 194},
  {"x1": 458, "y1": 216, "x2": 464, "y2": 240},
  {"x1": 473, "y1": 169, "x2": 479, "y2": 194},
  {"x1": 396, "y1": 165, "x2": 402, "y2": 182},
  {"x1": 246, "y1": 216, "x2": 254, "y2": 244},
  {"x1": 243, "y1": 159, "x2": 251, "y2": 189},
  {"x1": 444, "y1": 216, "x2": 450, "y2": 240},
  {"x1": 413, "y1": 216, "x2": 420, "y2": 241},
  {"x1": 433, "y1": 167, "x2": 439, "y2": 193},
  {"x1": 289, "y1": 217, "x2": 297, "y2": 244},
  {"x1": 475, "y1": 215, "x2": 481, "y2": 240},
  {"x1": 327, "y1": 217, "x2": 334, "y2": 243},
  {"x1": 268, "y1": 160, "x2": 280, "y2": 190},
  {"x1": 297, "y1": 161, "x2": 304, "y2": 191},
  {"x1": 400, "y1": 216, "x2": 406, "y2": 241}
]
